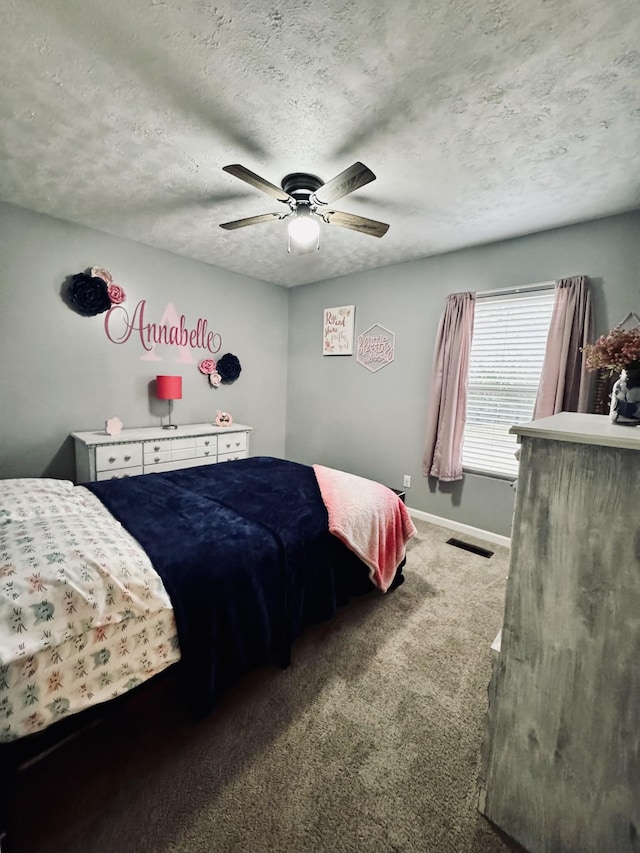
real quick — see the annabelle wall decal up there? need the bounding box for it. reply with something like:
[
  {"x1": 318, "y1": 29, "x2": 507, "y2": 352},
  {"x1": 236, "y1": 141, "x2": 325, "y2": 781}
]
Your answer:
[
  {"x1": 105, "y1": 300, "x2": 222, "y2": 361},
  {"x1": 66, "y1": 270, "x2": 226, "y2": 367}
]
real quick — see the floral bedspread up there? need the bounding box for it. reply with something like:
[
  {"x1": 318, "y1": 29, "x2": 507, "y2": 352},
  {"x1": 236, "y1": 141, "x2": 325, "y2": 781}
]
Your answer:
[{"x1": 0, "y1": 478, "x2": 180, "y2": 742}]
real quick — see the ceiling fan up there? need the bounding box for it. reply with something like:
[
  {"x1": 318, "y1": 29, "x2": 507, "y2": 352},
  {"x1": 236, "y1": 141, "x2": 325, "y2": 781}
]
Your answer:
[{"x1": 219, "y1": 161, "x2": 389, "y2": 254}]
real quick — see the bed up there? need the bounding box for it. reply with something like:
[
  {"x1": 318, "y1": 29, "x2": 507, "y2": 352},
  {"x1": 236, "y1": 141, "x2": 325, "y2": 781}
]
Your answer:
[{"x1": 0, "y1": 456, "x2": 415, "y2": 846}]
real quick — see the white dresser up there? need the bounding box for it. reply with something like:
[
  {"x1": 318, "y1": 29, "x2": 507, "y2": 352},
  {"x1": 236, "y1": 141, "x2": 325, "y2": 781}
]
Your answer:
[{"x1": 72, "y1": 423, "x2": 252, "y2": 482}]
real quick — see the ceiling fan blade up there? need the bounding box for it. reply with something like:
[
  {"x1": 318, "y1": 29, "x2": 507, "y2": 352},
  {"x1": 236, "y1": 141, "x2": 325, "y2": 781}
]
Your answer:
[
  {"x1": 223, "y1": 164, "x2": 294, "y2": 204},
  {"x1": 312, "y1": 162, "x2": 376, "y2": 205},
  {"x1": 219, "y1": 212, "x2": 283, "y2": 230},
  {"x1": 321, "y1": 209, "x2": 389, "y2": 238}
]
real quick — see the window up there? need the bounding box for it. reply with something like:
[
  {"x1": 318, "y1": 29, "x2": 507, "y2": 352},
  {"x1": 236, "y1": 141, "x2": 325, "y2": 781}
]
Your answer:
[{"x1": 462, "y1": 288, "x2": 555, "y2": 479}]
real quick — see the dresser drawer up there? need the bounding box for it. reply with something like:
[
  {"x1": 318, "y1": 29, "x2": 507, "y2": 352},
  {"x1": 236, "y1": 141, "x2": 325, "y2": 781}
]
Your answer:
[
  {"x1": 195, "y1": 445, "x2": 216, "y2": 460},
  {"x1": 217, "y1": 432, "x2": 248, "y2": 455},
  {"x1": 144, "y1": 439, "x2": 171, "y2": 456},
  {"x1": 145, "y1": 456, "x2": 217, "y2": 474},
  {"x1": 217, "y1": 450, "x2": 248, "y2": 463},
  {"x1": 96, "y1": 465, "x2": 144, "y2": 480},
  {"x1": 95, "y1": 443, "x2": 143, "y2": 472},
  {"x1": 171, "y1": 437, "x2": 197, "y2": 452},
  {"x1": 144, "y1": 458, "x2": 188, "y2": 474},
  {"x1": 172, "y1": 447, "x2": 198, "y2": 462},
  {"x1": 145, "y1": 448, "x2": 173, "y2": 465},
  {"x1": 196, "y1": 435, "x2": 217, "y2": 451},
  {"x1": 143, "y1": 437, "x2": 197, "y2": 461}
]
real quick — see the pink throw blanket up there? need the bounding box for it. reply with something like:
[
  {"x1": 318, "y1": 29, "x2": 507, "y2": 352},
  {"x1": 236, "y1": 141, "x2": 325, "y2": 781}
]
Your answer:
[{"x1": 313, "y1": 465, "x2": 417, "y2": 593}]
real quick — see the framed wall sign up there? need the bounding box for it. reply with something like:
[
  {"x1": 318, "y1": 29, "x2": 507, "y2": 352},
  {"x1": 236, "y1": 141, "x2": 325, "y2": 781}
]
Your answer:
[{"x1": 323, "y1": 305, "x2": 355, "y2": 355}]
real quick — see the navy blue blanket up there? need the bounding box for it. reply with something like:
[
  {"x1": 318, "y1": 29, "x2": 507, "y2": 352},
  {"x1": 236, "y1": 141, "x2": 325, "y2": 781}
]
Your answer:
[{"x1": 87, "y1": 457, "x2": 374, "y2": 715}]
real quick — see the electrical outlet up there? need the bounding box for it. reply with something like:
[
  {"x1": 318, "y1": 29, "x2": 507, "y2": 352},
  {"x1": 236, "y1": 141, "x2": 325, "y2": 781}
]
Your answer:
[{"x1": 403, "y1": 474, "x2": 411, "y2": 488}]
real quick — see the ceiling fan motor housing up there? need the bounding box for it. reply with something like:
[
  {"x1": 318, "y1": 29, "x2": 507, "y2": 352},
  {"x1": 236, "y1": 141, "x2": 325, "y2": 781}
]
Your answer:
[{"x1": 281, "y1": 172, "x2": 324, "y2": 202}]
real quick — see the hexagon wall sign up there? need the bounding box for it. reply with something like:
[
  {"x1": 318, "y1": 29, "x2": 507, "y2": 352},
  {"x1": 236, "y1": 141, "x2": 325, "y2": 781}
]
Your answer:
[{"x1": 356, "y1": 324, "x2": 395, "y2": 372}]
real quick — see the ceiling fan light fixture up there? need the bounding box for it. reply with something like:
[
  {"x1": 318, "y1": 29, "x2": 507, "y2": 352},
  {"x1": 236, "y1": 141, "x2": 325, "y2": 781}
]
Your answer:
[
  {"x1": 287, "y1": 206, "x2": 320, "y2": 248},
  {"x1": 220, "y1": 162, "x2": 389, "y2": 251}
]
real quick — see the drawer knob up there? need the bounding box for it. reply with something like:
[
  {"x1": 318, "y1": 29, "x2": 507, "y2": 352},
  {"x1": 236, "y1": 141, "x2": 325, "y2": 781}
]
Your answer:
[
  {"x1": 109, "y1": 456, "x2": 116, "y2": 464},
  {"x1": 204, "y1": 450, "x2": 210, "y2": 456},
  {"x1": 154, "y1": 445, "x2": 160, "y2": 451},
  {"x1": 154, "y1": 456, "x2": 160, "y2": 463},
  {"x1": 124, "y1": 455, "x2": 131, "y2": 462},
  {"x1": 226, "y1": 442, "x2": 231, "y2": 448},
  {"x1": 204, "y1": 440, "x2": 210, "y2": 446},
  {"x1": 235, "y1": 441, "x2": 240, "y2": 447}
]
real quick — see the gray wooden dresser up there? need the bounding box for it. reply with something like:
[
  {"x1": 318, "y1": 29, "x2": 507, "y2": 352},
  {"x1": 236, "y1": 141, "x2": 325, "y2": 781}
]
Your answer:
[{"x1": 479, "y1": 412, "x2": 640, "y2": 853}]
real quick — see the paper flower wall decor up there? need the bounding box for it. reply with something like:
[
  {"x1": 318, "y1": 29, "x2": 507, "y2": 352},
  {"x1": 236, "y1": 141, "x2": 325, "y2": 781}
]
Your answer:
[
  {"x1": 67, "y1": 267, "x2": 126, "y2": 316},
  {"x1": 216, "y1": 353, "x2": 242, "y2": 383},
  {"x1": 198, "y1": 353, "x2": 241, "y2": 387},
  {"x1": 198, "y1": 358, "x2": 222, "y2": 388}
]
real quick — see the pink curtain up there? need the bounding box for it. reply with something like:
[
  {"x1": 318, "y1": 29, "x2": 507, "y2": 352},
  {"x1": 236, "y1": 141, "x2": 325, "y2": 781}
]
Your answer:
[
  {"x1": 533, "y1": 275, "x2": 592, "y2": 419},
  {"x1": 423, "y1": 292, "x2": 476, "y2": 481}
]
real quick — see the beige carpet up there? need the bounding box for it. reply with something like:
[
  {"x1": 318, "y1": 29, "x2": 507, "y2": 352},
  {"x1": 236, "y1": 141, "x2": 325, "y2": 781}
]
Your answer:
[{"x1": 13, "y1": 519, "x2": 524, "y2": 853}]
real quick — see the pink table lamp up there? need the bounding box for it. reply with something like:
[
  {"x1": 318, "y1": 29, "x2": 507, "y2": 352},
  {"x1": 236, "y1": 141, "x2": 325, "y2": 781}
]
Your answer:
[{"x1": 156, "y1": 375, "x2": 182, "y2": 430}]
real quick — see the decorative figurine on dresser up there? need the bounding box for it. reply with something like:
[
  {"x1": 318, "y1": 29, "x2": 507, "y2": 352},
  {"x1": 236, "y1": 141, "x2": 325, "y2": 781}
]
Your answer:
[
  {"x1": 478, "y1": 411, "x2": 640, "y2": 853},
  {"x1": 72, "y1": 422, "x2": 252, "y2": 482},
  {"x1": 582, "y1": 319, "x2": 640, "y2": 424},
  {"x1": 609, "y1": 368, "x2": 640, "y2": 424}
]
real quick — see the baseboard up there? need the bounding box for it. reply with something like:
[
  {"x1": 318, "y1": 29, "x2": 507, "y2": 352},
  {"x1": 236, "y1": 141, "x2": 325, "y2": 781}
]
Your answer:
[{"x1": 406, "y1": 507, "x2": 511, "y2": 550}]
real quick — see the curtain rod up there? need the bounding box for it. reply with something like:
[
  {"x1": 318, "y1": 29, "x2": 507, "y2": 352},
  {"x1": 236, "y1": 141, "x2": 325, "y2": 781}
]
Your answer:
[{"x1": 476, "y1": 280, "x2": 556, "y2": 299}]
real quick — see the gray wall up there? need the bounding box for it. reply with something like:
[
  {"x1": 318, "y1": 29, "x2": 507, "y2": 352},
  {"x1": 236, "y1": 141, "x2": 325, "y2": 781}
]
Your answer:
[
  {"x1": 1, "y1": 201, "x2": 638, "y2": 536},
  {"x1": 0, "y1": 201, "x2": 289, "y2": 480},
  {"x1": 286, "y1": 211, "x2": 640, "y2": 537}
]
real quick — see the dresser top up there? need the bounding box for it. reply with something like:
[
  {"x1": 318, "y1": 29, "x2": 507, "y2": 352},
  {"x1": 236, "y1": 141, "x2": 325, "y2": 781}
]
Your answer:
[
  {"x1": 72, "y1": 422, "x2": 252, "y2": 446},
  {"x1": 510, "y1": 412, "x2": 640, "y2": 451}
]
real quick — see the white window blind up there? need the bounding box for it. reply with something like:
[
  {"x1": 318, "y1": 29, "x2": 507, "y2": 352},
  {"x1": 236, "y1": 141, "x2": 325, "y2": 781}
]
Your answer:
[{"x1": 462, "y1": 289, "x2": 555, "y2": 479}]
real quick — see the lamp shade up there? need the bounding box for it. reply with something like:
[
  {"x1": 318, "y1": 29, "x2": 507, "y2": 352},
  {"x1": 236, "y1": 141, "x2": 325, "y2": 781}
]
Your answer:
[
  {"x1": 156, "y1": 375, "x2": 182, "y2": 400},
  {"x1": 288, "y1": 208, "x2": 320, "y2": 245}
]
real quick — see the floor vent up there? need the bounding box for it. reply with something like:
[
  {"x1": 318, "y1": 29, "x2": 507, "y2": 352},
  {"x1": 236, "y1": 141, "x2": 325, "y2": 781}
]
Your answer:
[{"x1": 446, "y1": 537, "x2": 494, "y2": 558}]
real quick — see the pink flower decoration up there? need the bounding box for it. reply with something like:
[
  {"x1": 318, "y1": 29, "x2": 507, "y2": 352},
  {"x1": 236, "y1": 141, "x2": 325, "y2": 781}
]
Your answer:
[
  {"x1": 91, "y1": 267, "x2": 114, "y2": 285},
  {"x1": 209, "y1": 372, "x2": 222, "y2": 388},
  {"x1": 199, "y1": 358, "x2": 217, "y2": 375},
  {"x1": 583, "y1": 327, "x2": 640, "y2": 373},
  {"x1": 107, "y1": 284, "x2": 126, "y2": 304}
]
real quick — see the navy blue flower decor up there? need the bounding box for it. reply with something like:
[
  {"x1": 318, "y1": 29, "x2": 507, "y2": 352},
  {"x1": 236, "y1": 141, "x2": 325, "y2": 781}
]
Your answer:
[
  {"x1": 216, "y1": 353, "x2": 242, "y2": 383},
  {"x1": 67, "y1": 268, "x2": 127, "y2": 316}
]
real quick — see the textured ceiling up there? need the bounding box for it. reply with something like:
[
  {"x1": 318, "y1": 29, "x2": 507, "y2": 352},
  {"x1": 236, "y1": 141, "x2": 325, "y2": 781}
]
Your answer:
[{"x1": 0, "y1": 0, "x2": 639, "y2": 287}]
